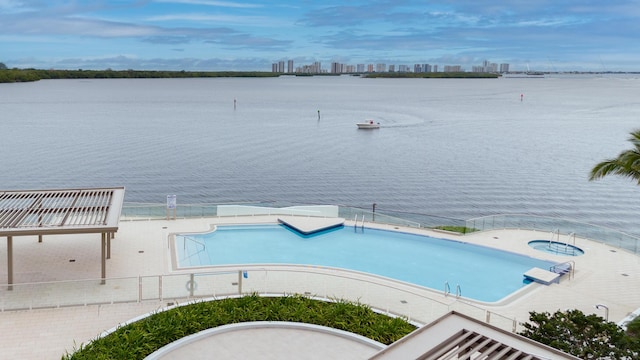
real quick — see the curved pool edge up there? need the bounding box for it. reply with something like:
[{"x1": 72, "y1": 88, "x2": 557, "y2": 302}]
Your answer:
[
  {"x1": 165, "y1": 262, "x2": 550, "y2": 311},
  {"x1": 528, "y1": 240, "x2": 585, "y2": 256}
]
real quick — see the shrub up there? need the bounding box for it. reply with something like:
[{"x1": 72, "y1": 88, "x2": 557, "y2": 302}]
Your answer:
[{"x1": 62, "y1": 295, "x2": 416, "y2": 359}]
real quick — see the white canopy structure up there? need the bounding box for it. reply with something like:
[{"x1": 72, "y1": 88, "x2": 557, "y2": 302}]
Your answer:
[{"x1": 0, "y1": 187, "x2": 125, "y2": 287}]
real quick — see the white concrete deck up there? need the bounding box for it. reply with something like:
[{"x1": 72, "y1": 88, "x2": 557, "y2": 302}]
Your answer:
[
  {"x1": 524, "y1": 267, "x2": 560, "y2": 285},
  {"x1": 0, "y1": 215, "x2": 639, "y2": 359},
  {"x1": 146, "y1": 322, "x2": 385, "y2": 360}
]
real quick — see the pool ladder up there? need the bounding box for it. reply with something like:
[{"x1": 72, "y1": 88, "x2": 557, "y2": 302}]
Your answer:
[
  {"x1": 180, "y1": 235, "x2": 206, "y2": 262},
  {"x1": 549, "y1": 230, "x2": 577, "y2": 254},
  {"x1": 353, "y1": 214, "x2": 365, "y2": 230},
  {"x1": 444, "y1": 281, "x2": 462, "y2": 298},
  {"x1": 550, "y1": 260, "x2": 575, "y2": 280}
]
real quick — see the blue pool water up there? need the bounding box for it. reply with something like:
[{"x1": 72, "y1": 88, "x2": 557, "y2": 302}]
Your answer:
[
  {"x1": 175, "y1": 224, "x2": 558, "y2": 302},
  {"x1": 528, "y1": 240, "x2": 584, "y2": 256}
]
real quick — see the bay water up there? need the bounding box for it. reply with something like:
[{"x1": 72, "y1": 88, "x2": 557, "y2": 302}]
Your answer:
[{"x1": 2, "y1": 75, "x2": 640, "y2": 234}]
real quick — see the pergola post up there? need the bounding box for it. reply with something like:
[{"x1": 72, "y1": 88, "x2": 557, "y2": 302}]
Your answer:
[
  {"x1": 7, "y1": 236, "x2": 13, "y2": 290},
  {"x1": 107, "y1": 232, "x2": 111, "y2": 259},
  {"x1": 101, "y1": 232, "x2": 106, "y2": 285}
]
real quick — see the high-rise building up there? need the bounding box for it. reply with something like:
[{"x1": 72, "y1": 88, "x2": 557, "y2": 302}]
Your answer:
[
  {"x1": 367, "y1": 64, "x2": 374, "y2": 72},
  {"x1": 499, "y1": 63, "x2": 510, "y2": 73},
  {"x1": 272, "y1": 63, "x2": 278, "y2": 72},
  {"x1": 376, "y1": 63, "x2": 386, "y2": 72},
  {"x1": 331, "y1": 62, "x2": 344, "y2": 74},
  {"x1": 486, "y1": 62, "x2": 498, "y2": 73},
  {"x1": 357, "y1": 64, "x2": 365, "y2": 73},
  {"x1": 294, "y1": 61, "x2": 322, "y2": 74},
  {"x1": 287, "y1": 60, "x2": 294, "y2": 73},
  {"x1": 278, "y1": 61, "x2": 285, "y2": 72},
  {"x1": 388, "y1": 64, "x2": 395, "y2": 72}
]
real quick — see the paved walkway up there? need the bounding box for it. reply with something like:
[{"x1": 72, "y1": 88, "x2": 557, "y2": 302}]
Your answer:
[
  {"x1": 146, "y1": 322, "x2": 385, "y2": 360},
  {"x1": 0, "y1": 216, "x2": 639, "y2": 359}
]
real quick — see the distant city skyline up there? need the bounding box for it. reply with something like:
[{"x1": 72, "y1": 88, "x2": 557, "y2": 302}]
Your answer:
[
  {"x1": 1, "y1": 1, "x2": 639, "y2": 72},
  {"x1": 272, "y1": 59, "x2": 511, "y2": 74}
]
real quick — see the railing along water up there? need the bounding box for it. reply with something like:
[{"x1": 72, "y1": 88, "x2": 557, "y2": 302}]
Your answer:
[
  {"x1": 122, "y1": 204, "x2": 640, "y2": 256},
  {"x1": 466, "y1": 213, "x2": 640, "y2": 255}
]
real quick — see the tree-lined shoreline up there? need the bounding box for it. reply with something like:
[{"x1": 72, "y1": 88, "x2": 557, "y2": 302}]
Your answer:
[
  {"x1": 0, "y1": 68, "x2": 282, "y2": 83},
  {"x1": 0, "y1": 68, "x2": 503, "y2": 83}
]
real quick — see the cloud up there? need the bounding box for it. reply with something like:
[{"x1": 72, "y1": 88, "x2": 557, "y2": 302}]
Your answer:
[
  {"x1": 0, "y1": 12, "x2": 157, "y2": 37},
  {"x1": 38, "y1": 54, "x2": 273, "y2": 71},
  {"x1": 153, "y1": 0, "x2": 263, "y2": 8},
  {"x1": 0, "y1": 11, "x2": 290, "y2": 50},
  {"x1": 207, "y1": 33, "x2": 292, "y2": 51},
  {"x1": 148, "y1": 13, "x2": 263, "y2": 23},
  {"x1": 2, "y1": 0, "x2": 640, "y2": 71}
]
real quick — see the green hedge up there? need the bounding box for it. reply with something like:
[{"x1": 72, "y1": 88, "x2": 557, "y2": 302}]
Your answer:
[
  {"x1": 0, "y1": 69, "x2": 280, "y2": 83},
  {"x1": 63, "y1": 295, "x2": 416, "y2": 359}
]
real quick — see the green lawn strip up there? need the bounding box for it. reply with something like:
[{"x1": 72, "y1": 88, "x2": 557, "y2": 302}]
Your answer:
[
  {"x1": 63, "y1": 294, "x2": 416, "y2": 360},
  {"x1": 433, "y1": 225, "x2": 478, "y2": 234}
]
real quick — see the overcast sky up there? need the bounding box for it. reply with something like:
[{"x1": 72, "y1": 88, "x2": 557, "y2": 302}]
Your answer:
[{"x1": 2, "y1": 0, "x2": 639, "y2": 72}]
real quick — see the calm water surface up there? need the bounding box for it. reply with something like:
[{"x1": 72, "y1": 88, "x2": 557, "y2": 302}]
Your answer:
[{"x1": 2, "y1": 75, "x2": 640, "y2": 234}]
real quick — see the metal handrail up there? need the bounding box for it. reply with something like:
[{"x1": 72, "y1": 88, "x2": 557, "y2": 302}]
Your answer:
[
  {"x1": 0, "y1": 268, "x2": 519, "y2": 332},
  {"x1": 178, "y1": 235, "x2": 207, "y2": 263},
  {"x1": 466, "y1": 213, "x2": 640, "y2": 255},
  {"x1": 550, "y1": 260, "x2": 575, "y2": 280}
]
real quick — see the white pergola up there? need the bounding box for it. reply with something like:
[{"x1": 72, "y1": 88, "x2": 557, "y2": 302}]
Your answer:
[{"x1": 0, "y1": 187, "x2": 125, "y2": 287}]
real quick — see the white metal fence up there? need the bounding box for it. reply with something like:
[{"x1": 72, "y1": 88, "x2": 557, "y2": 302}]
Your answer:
[{"x1": 0, "y1": 268, "x2": 521, "y2": 332}]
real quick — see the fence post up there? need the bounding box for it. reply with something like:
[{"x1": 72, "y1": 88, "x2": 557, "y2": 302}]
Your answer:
[{"x1": 187, "y1": 273, "x2": 195, "y2": 297}]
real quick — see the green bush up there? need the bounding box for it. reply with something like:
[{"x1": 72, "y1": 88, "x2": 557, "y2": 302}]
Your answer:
[
  {"x1": 520, "y1": 309, "x2": 640, "y2": 359},
  {"x1": 62, "y1": 295, "x2": 416, "y2": 359},
  {"x1": 626, "y1": 315, "x2": 640, "y2": 339},
  {"x1": 433, "y1": 225, "x2": 478, "y2": 234}
]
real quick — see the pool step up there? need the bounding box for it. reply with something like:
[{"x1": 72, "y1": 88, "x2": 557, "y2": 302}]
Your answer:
[
  {"x1": 551, "y1": 263, "x2": 572, "y2": 275},
  {"x1": 278, "y1": 216, "x2": 345, "y2": 235},
  {"x1": 550, "y1": 261, "x2": 575, "y2": 279},
  {"x1": 523, "y1": 267, "x2": 560, "y2": 285}
]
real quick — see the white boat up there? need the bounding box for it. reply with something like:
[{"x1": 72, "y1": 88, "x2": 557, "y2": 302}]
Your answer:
[{"x1": 357, "y1": 120, "x2": 380, "y2": 129}]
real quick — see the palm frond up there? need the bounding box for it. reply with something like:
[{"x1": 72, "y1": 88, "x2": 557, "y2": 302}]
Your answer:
[{"x1": 590, "y1": 130, "x2": 640, "y2": 184}]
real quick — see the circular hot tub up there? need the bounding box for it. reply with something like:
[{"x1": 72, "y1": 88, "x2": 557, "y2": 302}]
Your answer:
[{"x1": 528, "y1": 240, "x2": 584, "y2": 256}]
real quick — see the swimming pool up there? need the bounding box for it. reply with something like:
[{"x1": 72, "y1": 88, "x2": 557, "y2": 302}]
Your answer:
[
  {"x1": 175, "y1": 224, "x2": 558, "y2": 302},
  {"x1": 528, "y1": 240, "x2": 584, "y2": 256}
]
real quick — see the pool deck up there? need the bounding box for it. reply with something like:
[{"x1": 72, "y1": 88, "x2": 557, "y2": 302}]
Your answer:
[{"x1": 1, "y1": 215, "x2": 639, "y2": 359}]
